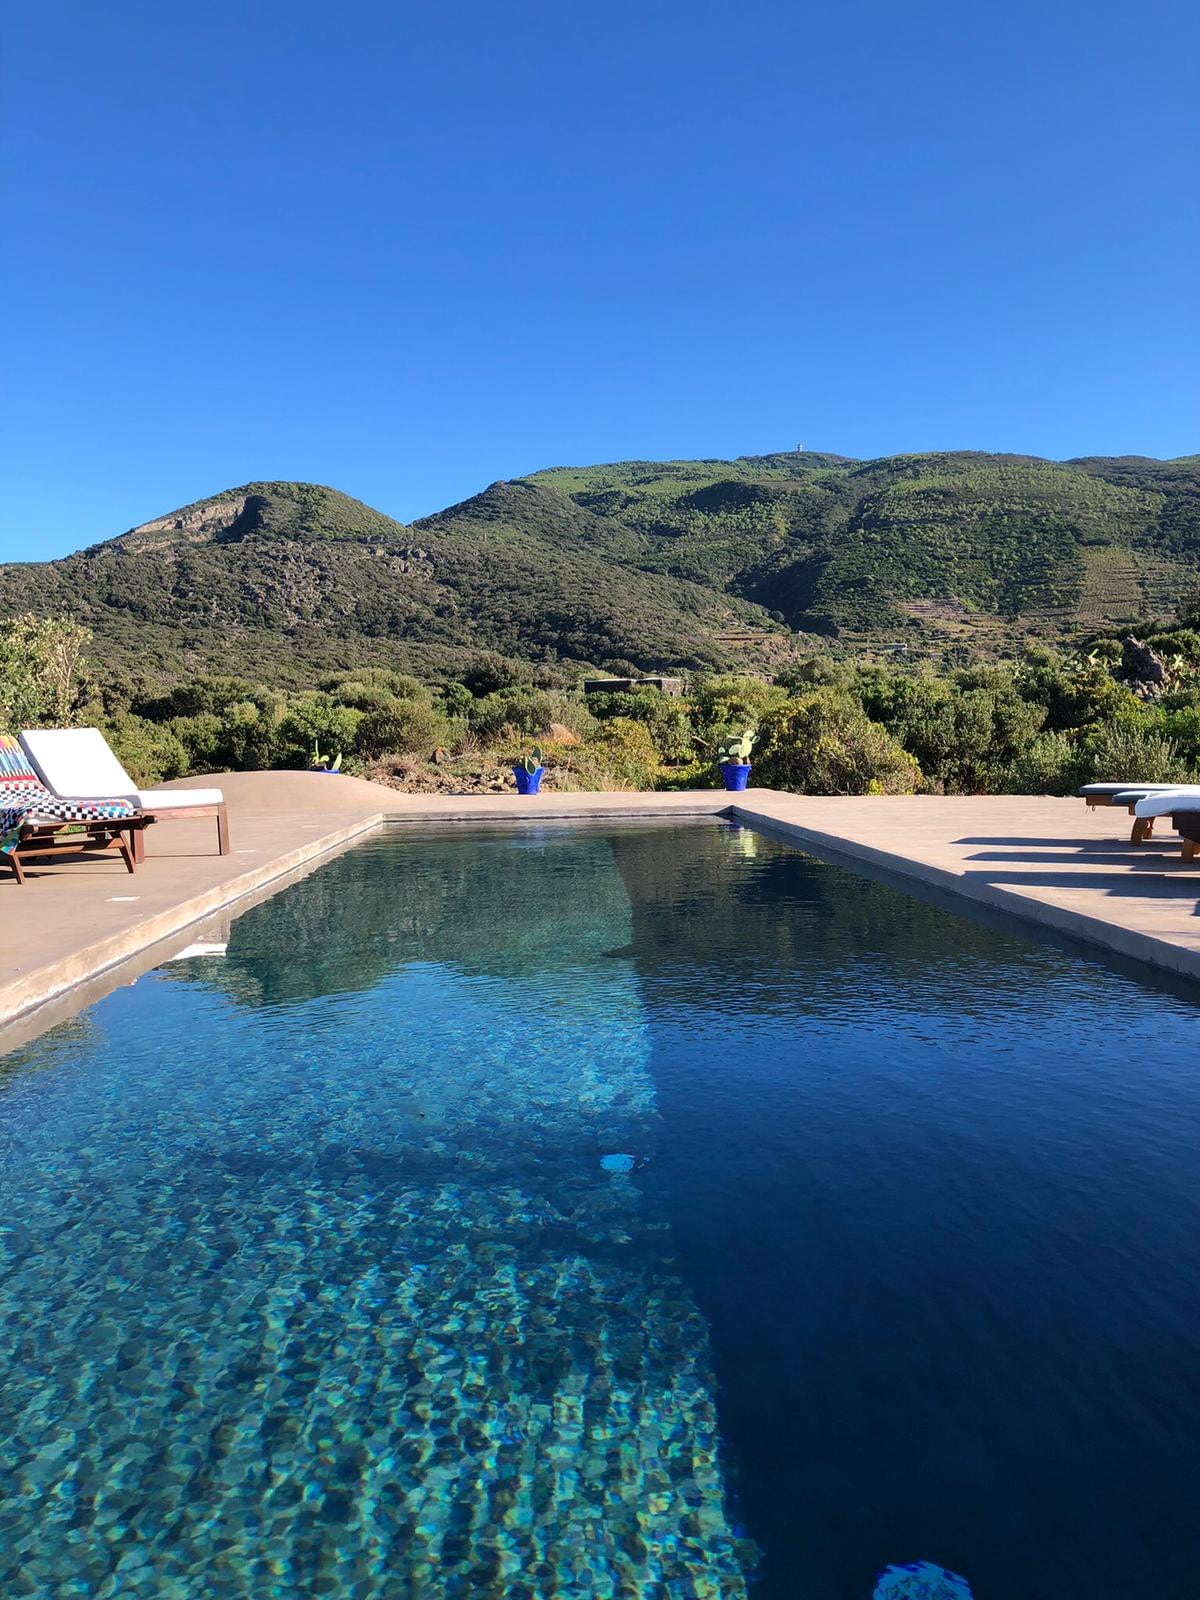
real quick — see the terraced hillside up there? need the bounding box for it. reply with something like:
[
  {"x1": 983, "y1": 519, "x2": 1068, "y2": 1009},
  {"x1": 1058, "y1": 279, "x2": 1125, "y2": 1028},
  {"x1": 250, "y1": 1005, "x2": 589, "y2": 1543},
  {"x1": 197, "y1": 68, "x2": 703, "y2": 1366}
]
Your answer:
[
  {"x1": 523, "y1": 451, "x2": 1200, "y2": 642},
  {"x1": 1, "y1": 452, "x2": 1197, "y2": 686}
]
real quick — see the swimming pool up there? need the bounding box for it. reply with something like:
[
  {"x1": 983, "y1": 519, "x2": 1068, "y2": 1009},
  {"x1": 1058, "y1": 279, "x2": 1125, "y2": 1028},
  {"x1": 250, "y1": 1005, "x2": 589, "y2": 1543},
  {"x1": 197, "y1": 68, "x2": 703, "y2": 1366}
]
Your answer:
[{"x1": 2, "y1": 821, "x2": 1199, "y2": 1598}]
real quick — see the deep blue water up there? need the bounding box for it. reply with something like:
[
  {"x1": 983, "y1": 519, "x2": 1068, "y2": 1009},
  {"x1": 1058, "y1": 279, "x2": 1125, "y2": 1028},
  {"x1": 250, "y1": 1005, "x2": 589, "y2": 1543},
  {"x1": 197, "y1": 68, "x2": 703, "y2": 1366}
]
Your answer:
[{"x1": 2, "y1": 822, "x2": 1199, "y2": 1599}]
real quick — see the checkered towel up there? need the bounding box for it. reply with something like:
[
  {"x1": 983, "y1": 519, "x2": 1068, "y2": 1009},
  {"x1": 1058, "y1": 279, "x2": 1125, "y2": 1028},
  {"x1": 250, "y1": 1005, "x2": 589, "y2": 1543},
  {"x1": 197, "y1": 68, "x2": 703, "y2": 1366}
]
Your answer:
[{"x1": 0, "y1": 780, "x2": 136, "y2": 854}]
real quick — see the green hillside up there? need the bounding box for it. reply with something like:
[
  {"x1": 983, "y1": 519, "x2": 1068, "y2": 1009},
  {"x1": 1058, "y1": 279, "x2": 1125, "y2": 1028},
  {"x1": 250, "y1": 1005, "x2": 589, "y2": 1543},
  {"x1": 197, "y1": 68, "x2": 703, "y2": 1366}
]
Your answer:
[
  {"x1": 0, "y1": 480, "x2": 777, "y2": 685},
  {"x1": 523, "y1": 450, "x2": 1200, "y2": 642},
  {"x1": 2, "y1": 452, "x2": 1198, "y2": 688}
]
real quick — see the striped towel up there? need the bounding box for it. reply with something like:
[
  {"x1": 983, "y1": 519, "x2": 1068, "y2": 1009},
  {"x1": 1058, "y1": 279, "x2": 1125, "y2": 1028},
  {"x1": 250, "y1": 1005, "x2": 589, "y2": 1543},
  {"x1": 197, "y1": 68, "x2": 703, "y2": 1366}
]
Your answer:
[
  {"x1": 0, "y1": 777, "x2": 136, "y2": 853},
  {"x1": 0, "y1": 733, "x2": 39, "y2": 783}
]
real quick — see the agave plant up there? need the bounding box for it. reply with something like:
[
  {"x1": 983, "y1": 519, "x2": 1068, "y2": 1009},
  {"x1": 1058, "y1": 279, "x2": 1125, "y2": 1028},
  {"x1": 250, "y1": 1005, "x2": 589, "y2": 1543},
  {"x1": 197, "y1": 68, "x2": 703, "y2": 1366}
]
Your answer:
[
  {"x1": 716, "y1": 728, "x2": 755, "y2": 765},
  {"x1": 517, "y1": 745, "x2": 543, "y2": 776}
]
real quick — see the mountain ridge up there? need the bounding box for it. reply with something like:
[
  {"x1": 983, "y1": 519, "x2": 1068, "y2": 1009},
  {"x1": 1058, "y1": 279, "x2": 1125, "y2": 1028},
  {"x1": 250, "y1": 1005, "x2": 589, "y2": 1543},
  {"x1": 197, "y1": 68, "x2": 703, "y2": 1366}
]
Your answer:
[{"x1": 2, "y1": 449, "x2": 1198, "y2": 687}]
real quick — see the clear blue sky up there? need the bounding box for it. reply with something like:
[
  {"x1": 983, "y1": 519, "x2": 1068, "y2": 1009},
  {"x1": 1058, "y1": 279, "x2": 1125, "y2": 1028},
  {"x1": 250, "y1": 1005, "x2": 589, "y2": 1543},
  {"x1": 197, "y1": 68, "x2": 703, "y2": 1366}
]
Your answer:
[{"x1": 2, "y1": 0, "x2": 1197, "y2": 561}]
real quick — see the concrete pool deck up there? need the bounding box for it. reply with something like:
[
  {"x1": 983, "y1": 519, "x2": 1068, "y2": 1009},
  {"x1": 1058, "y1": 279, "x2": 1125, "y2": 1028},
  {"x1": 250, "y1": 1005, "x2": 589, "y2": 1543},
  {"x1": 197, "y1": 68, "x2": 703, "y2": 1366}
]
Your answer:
[{"x1": 3, "y1": 772, "x2": 1200, "y2": 1040}]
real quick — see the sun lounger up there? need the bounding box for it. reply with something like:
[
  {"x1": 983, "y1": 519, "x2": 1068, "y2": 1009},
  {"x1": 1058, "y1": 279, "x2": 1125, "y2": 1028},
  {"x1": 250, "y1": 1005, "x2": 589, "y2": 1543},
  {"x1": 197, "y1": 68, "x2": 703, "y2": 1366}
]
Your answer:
[
  {"x1": 0, "y1": 734, "x2": 150, "y2": 884},
  {"x1": 19, "y1": 728, "x2": 230, "y2": 859},
  {"x1": 1081, "y1": 781, "x2": 1189, "y2": 809},
  {"x1": 1079, "y1": 782, "x2": 1199, "y2": 842},
  {"x1": 1132, "y1": 790, "x2": 1200, "y2": 862}
]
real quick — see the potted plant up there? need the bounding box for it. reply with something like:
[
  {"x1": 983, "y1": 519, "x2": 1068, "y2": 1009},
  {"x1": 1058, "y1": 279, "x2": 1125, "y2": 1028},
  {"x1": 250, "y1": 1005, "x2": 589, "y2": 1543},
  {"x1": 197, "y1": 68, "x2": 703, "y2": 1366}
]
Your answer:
[
  {"x1": 310, "y1": 741, "x2": 343, "y2": 774},
  {"x1": 513, "y1": 746, "x2": 545, "y2": 795},
  {"x1": 716, "y1": 728, "x2": 755, "y2": 791}
]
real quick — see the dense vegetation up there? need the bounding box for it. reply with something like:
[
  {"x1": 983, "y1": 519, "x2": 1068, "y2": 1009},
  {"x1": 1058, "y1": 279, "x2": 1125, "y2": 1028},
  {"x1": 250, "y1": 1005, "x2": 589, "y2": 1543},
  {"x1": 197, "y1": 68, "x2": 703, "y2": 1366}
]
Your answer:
[
  {"x1": 2, "y1": 452, "x2": 1198, "y2": 698},
  {"x1": 6, "y1": 610, "x2": 1200, "y2": 801},
  {"x1": 3, "y1": 447, "x2": 1199, "y2": 798}
]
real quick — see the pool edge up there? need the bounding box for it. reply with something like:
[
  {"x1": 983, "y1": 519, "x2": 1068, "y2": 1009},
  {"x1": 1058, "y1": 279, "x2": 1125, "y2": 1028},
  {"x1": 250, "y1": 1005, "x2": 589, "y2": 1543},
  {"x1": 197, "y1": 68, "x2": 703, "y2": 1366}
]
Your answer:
[
  {"x1": 730, "y1": 800, "x2": 1200, "y2": 988},
  {"x1": 0, "y1": 796, "x2": 733, "y2": 1046}
]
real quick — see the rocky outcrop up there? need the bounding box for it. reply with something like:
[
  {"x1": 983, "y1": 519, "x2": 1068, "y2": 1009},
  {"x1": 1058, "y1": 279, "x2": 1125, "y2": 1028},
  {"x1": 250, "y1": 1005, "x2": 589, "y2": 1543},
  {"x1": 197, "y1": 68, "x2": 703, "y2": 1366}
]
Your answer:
[{"x1": 1118, "y1": 635, "x2": 1169, "y2": 697}]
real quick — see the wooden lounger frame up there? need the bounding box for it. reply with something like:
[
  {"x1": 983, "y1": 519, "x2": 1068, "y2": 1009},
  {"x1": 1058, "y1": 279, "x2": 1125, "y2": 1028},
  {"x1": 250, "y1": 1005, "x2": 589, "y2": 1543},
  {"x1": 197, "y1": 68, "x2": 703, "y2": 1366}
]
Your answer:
[
  {"x1": 1171, "y1": 815, "x2": 1200, "y2": 864},
  {"x1": 1084, "y1": 791, "x2": 1157, "y2": 843},
  {"x1": 128, "y1": 802, "x2": 230, "y2": 863},
  {"x1": 1087, "y1": 794, "x2": 1200, "y2": 860},
  {"x1": 3, "y1": 816, "x2": 156, "y2": 886}
]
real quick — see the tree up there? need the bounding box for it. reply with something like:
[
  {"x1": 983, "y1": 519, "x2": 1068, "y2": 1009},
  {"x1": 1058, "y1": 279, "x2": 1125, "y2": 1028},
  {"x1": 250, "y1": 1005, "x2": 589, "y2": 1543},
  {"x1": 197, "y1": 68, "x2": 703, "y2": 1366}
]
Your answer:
[
  {"x1": 460, "y1": 652, "x2": 534, "y2": 697},
  {"x1": 0, "y1": 613, "x2": 93, "y2": 731}
]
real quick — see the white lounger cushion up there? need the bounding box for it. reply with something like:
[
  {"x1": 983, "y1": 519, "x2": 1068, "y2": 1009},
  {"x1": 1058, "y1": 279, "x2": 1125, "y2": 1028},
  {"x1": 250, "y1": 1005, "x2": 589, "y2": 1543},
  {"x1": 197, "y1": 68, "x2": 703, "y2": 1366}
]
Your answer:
[
  {"x1": 20, "y1": 728, "x2": 223, "y2": 809},
  {"x1": 1134, "y1": 788, "x2": 1200, "y2": 818},
  {"x1": 138, "y1": 787, "x2": 225, "y2": 810},
  {"x1": 1110, "y1": 786, "x2": 1189, "y2": 802},
  {"x1": 21, "y1": 727, "x2": 137, "y2": 801},
  {"x1": 1080, "y1": 782, "x2": 1187, "y2": 796}
]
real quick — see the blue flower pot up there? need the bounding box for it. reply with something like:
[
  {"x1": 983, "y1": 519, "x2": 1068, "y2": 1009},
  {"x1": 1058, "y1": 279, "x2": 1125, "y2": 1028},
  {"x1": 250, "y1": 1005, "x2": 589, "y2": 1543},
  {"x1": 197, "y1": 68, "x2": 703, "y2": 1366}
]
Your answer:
[
  {"x1": 719, "y1": 762, "x2": 751, "y2": 792},
  {"x1": 513, "y1": 765, "x2": 544, "y2": 795}
]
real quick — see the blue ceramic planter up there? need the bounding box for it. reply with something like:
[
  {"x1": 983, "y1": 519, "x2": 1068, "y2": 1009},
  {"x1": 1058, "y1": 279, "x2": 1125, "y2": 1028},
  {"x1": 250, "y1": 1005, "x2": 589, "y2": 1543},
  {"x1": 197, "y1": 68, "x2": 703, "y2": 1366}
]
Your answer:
[
  {"x1": 719, "y1": 762, "x2": 751, "y2": 792},
  {"x1": 513, "y1": 764, "x2": 545, "y2": 795}
]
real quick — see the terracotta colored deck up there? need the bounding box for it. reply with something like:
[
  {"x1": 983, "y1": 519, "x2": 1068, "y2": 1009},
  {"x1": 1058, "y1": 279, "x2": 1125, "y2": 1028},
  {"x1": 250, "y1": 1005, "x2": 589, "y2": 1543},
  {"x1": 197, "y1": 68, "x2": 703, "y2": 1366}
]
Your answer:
[{"x1": 3, "y1": 775, "x2": 1199, "y2": 1045}]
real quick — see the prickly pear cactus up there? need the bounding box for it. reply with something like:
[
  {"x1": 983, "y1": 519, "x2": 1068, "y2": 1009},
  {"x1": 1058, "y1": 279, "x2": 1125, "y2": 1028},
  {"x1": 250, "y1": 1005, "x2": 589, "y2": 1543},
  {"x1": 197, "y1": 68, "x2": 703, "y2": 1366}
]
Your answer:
[{"x1": 717, "y1": 727, "x2": 756, "y2": 765}]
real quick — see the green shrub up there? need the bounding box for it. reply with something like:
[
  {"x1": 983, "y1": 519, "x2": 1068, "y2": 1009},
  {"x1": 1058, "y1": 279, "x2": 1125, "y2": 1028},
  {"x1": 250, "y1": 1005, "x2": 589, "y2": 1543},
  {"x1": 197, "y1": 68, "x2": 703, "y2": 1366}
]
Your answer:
[
  {"x1": 355, "y1": 698, "x2": 450, "y2": 758},
  {"x1": 584, "y1": 688, "x2": 663, "y2": 722},
  {"x1": 1076, "y1": 716, "x2": 1192, "y2": 785},
  {"x1": 320, "y1": 669, "x2": 430, "y2": 709},
  {"x1": 1006, "y1": 731, "x2": 1083, "y2": 795},
  {"x1": 775, "y1": 656, "x2": 854, "y2": 692},
  {"x1": 105, "y1": 714, "x2": 190, "y2": 786},
  {"x1": 861, "y1": 670, "x2": 1043, "y2": 792},
  {"x1": 1163, "y1": 628, "x2": 1200, "y2": 665},
  {"x1": 143, "y1": 694, "x2": 286, "y2": 774},
  {"x1": 277, "y1": 697, "x2": 363, "y2": 768},
  {"x1": 1087, "y1": 639, "x2": 1124, "y2": 667},
  {"x1": 639, "y1": 697, "x2": 697, "y2": 763},
  {"x1": 585, "y1": 688, "x2": 694, "y2": 762},
  {"x1": 690, "y1": 674, "x2": 788, "y2": 747},
  {"x1": 134, "y1": 675, "x2": 264, "y2": 721},
  {"x1": 653, "y1": 758, "x2": 714, "y2": 791},
  {"x1": 755, "y1": 693, "x2": 923, "y2": 795},
  {"x1": 167, "y1": 711, "x2": 225, "y2": 772},
  {"x1": 438, "y1": 681, "x2": 475, "y2": 719},
  {"x1": 221, "y1": 699, "x2": 287, "y2": 769},
  {"x1": 1017, "y1": 655, "x2": 1131, "y2": 731},
  {"x1": 469, "y1": 688, "x2": 595, "y2": 742},
  {"x1": 1162, "y1": 705, "x2": 1200, "y2": 770},
  {"x1": 460, "y1": 653, "x2": 534, "y2": 698},
  {"x1": 579, "y1": 717, "x2": 662, "y2": 789}
]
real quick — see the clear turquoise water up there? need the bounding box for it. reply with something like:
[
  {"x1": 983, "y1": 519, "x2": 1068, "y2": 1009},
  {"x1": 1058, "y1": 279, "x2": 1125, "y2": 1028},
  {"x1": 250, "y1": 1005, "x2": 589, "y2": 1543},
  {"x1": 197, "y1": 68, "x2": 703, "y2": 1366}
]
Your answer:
[{"x1": 2, "y1": 822, "x2": 1200, "y2": 1599}]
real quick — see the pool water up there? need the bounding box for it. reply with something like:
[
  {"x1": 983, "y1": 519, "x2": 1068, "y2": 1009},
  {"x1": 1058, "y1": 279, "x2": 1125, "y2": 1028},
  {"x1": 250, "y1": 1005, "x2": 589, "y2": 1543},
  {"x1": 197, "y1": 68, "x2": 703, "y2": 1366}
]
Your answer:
[{"x1": 2, "y1": 823, "x2": 1199, "y2": 1599}]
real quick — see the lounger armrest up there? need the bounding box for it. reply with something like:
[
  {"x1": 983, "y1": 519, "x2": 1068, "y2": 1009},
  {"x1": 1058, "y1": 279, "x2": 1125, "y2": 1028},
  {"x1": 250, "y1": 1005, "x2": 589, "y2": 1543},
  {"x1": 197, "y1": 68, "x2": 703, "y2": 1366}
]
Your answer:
[{"x1": 137, "y1": 788, "x2": 225, "y2": 809}]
